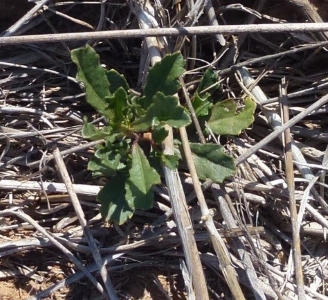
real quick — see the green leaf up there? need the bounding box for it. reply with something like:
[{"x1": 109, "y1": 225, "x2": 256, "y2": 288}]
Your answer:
[
  {"x1": 189, "y1": 143, "x2": 236, "y2": 182},
  {"x1": 82, "y1": 119, "x2": 113, "y2": 140},
  {"x1": 107, "y1": 69, "x2": 129, "y2": 93},
  {"x1": 207, "y1": 97, "x2": 256, "y2": 135},
  {"x1": 88, "y1": 148, "x2": 124, "y2": 177},
  {"x1": 152, "y1": 126, "x2": 169, "y2": 143},
  {"x1": 142, "y1": 52, "x2": 185, "y2": 108},
  {"x1": 131, "y1": 92, "x2": 191, "y2": 131},
  {"x1": 104, "y1": 87, "x2": 128, "y2": 124},
  {"x1": 191, "y1": 69, "x2": 218, "y2": 117},
  {"x1": 147, "y1": 150, "x2": 163, "y2": 175},
  {"x1": 149, "y1": 93, "x2": 192, "y2": 128},
  {"x1": 160, "y1": 154, "x2": 180, "y2": 170},
  {"x1": 71, "y1": 45, "x2": 114, "y2": 120},
  {"x1": 130, "y1": 95, "x2": 146, "y2": 119},
  {"x1": 192, "y1": 92, "x2": 213, "y2": 117},
  {"x1": 125, "y1": 143, "x2": 161, "y2": 210},
  {"x1": 88, "y1": 136, "x2": 128, "y2": 177},
  {"x1": 98, "y1": 174, "x2": 134, "y2": 224},
  {"x1": 197, "y1": 68, "x2": 219, "y2": 95}
]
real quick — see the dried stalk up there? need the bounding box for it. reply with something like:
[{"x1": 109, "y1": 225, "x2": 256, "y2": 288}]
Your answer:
[
  {"x1": 280, "y1": 80, "x2": 305, "y2": 299},
  {"x1": 179, "y1": 128, "x2": 246, "y2": 300},
  {"x1": 179, "y1": 77, "x2": 205, "y2": 143},
  {"x1": 219, "y1": 41, "x2": 328, "y2": 76},
  {"x1": 0, "y1": 179, "x2": 101, "y2": 195},
  {"x1": 0, "y1": 208, "x2": 105, "y2": 298},
  {"x1": 53, "y1": 148, "x2": 118, "y2": 300},
  {"x1": 129, "y1": 1, "x2": 209, "y2": 298},
  {"x1": 2, "y1": 23, "x2": 328, "y2": 45},
  {"x1": 265, "y1": 262, "x2": 328, "y2": 300},
  {"x1": 235, "y1": 70, "x2": 328, "y2": 165},
  {"x1": 237, "y1": 67, "x2": 328, "y2": 212},
  {"x1": 2, "y1": 0, "x2": 51, "y2": 37},
  {"x1": 204, "y1": 0, "x2": 225, "y2": 46},
  {"x1": 283, "y1": 0, "x2": 328, "y2": 40},
  {"x1": 219, "y1": 0, "x2": 266, "y2": 68},
  {"x1": 31, "y1": 253, "x2": 124, "y2": 300},
  {"x1": 211, "y1": 186, "x2": 266, "y2": 299}
]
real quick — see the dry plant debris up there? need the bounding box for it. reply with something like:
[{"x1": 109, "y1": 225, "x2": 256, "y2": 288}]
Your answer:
[{"x1": 1, "y1": 0, "x2": 328, "y2": 299}]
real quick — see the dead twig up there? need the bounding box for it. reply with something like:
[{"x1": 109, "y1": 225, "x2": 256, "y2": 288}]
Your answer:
[
  {"x1": 129, "y1": 1, "x2": 209, "y2": 298},
  {"x1": 53, "y1": 148, "x2": 118, "y2": 300},
  {"x1": 235, "y1": 76, "x2": 328, "y2": 165},
  {"x1": 280, "y1": 78, "x2": 305, "y2": 299},
  {"x1": 1, "y1": 23, "x2": 328, "y2": 45},
  {"x1": 0, "y1": 208, "x2": 105, "y2": 297},
  {"x1": 180, "y1": 124, "x2": 246, "y2": 299}
]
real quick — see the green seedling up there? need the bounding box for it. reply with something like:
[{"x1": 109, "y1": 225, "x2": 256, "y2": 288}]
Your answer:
[{"x1": 71, "y1": 45, "x2": 256, "y2": 224}]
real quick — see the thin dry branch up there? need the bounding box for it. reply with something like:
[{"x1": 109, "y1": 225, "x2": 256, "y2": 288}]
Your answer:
[
  {"x1": 280, "y1": 79, "x2": 305, "y2": 299},
  {"x1": 0, "y1": 179, "x2": 101, "y2": 195},
  {"x1": 235, "y1": 89, "x2": 328, "y2": 165},
  {"x1": 212, "y1": 186, "x2": 268, "y2": 299},
  {"x1": 0, "y1": 208, "x2": 105, "y2": 296},
  {"x1": 179, "y1": 127, "x2": 246, "y2": 300},
  {"x1": 53, "y1": 148, "x2": 118, "y2": 300},
  {"x1": 284, "y1": 0, "x2": 328, "y2": 39},
  {"x1": 1, "y1": 23, "x2": 328, "y2": 45},
  {"x1": 129, "y1": 1, "x2": 209, "y2": 298},
  {"x1": 2, "y1": 0, "x2": 51, "y2": 37}
]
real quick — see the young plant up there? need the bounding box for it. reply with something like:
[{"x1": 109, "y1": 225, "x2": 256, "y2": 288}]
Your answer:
[{"x1": 71, "y1": 45, "x2": 256, "y2": 224}]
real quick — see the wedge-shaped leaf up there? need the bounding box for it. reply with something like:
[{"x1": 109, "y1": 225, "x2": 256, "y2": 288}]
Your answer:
[
  {"x1": 189, "y1": 143, "x2": 235, "y2": 183},
  {"x1": 130, "y1": 95, "x2": 146, "y2": 119},
  {"x1": 71, "y1": 45, "x2": 113, "y2": 120},
  {"x1": 192, "y1": 93, "x2": 213, "y2": 117},
  {"x1": 142, "y1": 52, "x2": 185, "y2": 108},
  {"x1": 106, "y1": 69, "x2": 129, "y2": 93},
  {"x1": 149, "y1": 93, "x2": 192, "y2": 127},
  {"x1": 191, "y1": 69, "x2": 218, "y2": 117},
  {"x1": 125, "y1": 143, "x2": 161, "y2": 210},
  {"x1": 88, "y1": 136, "x2": 128, "y2": 177},
  {"x1": 147, "y1": 150, "x2": 163, "y2": 175},
  {"x1": 98, "y1": 174, "x2": 134, "y2": 224},
  {"x1": 152, "y1": 126, "x2": 169, "y2": 143},
  {"x1": 207, "y1": 97, "x2": 256, "y2": 135},
  {"x1": 104, "y1": 87, "x2": 128, "y2": 124},
  {"x1": 131, "y1": 92, "x2": 191, "y2": 132},
  {"x1": 197, "y1": 68, "x2": 219, "y2": 95},
  {"x1": 160, "y1": 154, "x2": 180, "y2": 170},
  {"x1": 88, "y1": 149, "x2": 125, "y2": 177},
  {"x1": 88, "y1": 148, "x2": 124, "y2": 177},
  {"x1": 82, "y1": 120, "x2": 113, "y2": 140}
]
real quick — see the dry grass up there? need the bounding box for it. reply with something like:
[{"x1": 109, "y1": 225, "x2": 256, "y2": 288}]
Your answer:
[{"x1": 1, "y1": 0, "x2": 328, "y2": 299}]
